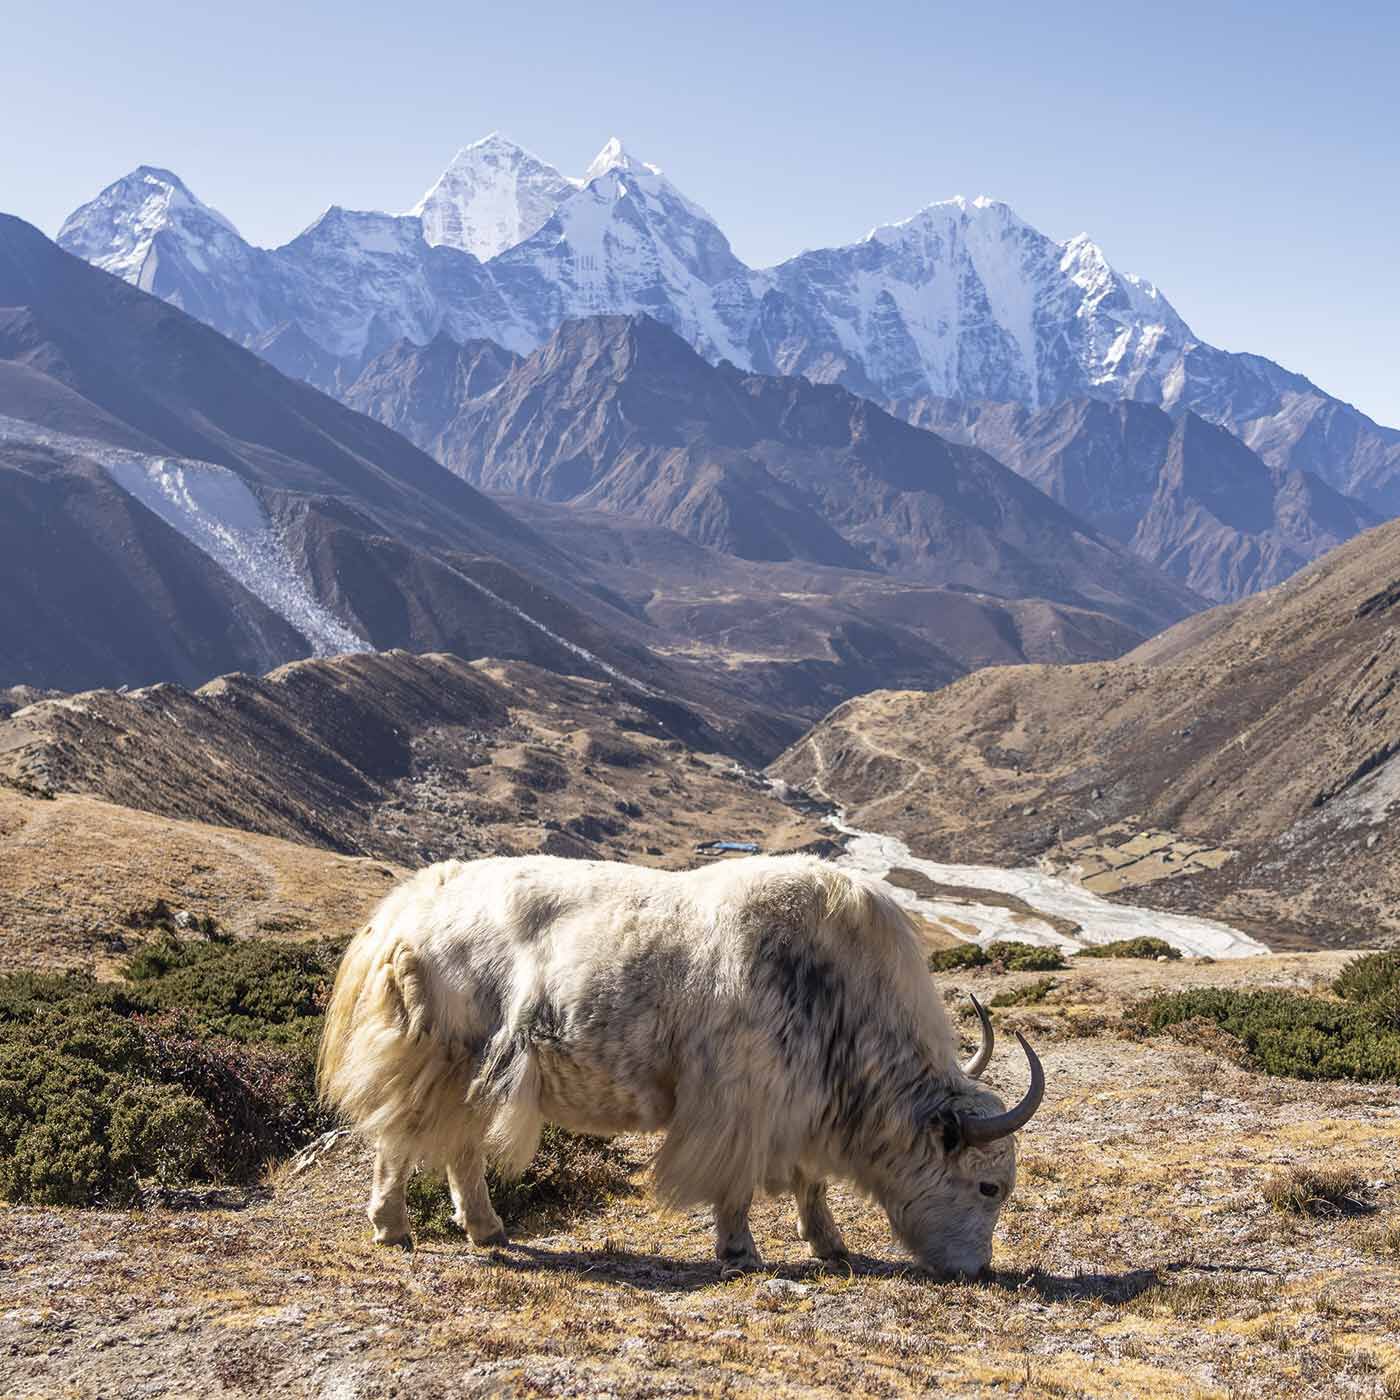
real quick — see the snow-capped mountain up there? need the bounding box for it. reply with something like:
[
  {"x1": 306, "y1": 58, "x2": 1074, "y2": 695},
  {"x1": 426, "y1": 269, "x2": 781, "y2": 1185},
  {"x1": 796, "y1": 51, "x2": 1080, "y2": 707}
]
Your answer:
[
  {"x1": 749, "y1": 197, "x2": 1194, "y2": 407},
  {"x1": 409, "y1": 133, "x2": 578, "y2": 259},
  {"x1": 56, "y1": 139, "x2": 1400, "y2": 510},
  {"x1": 490, "y1": 137, "x2": 754, "y2": 366},
  {"x1": 56, "y1": 166, "x2": 276, "y2": 342}
]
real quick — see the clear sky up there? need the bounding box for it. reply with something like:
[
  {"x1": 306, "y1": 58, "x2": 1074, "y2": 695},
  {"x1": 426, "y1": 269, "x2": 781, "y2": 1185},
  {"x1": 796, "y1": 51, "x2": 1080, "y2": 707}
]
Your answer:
[{"x1": 5, "y1": 0, "x2": 1397, "y2": 423}]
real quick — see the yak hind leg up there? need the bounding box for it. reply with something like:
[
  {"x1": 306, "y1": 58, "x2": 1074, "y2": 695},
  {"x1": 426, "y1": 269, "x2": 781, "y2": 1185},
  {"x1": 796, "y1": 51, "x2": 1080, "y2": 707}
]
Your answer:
[
  {"x1": 715, "y1": 1195, "x2": 763, "y2": 1278},
  {"x1": 793, "y1": 1168, "x2": 848, "y2": 1262},
  {"x1": 447, "y1": 1145, "x2": 507, "y2": 1247},
  {"x1": 367, "y1": 1146, "x2": 413, "y2": 1249}
]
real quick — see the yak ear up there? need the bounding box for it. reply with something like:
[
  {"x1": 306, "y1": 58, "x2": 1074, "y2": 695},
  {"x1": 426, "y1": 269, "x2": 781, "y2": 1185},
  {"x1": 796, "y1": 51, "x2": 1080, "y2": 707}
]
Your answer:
[{"x1": 936, "y1": 1107, "x2": 962, "y2": 1154}]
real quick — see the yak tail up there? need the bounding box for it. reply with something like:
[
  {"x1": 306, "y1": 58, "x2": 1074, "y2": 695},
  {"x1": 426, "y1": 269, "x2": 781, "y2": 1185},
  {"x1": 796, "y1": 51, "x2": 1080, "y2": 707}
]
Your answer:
[{"x1": 315, "y1": 923, "x2": 472, "y2": 1166}]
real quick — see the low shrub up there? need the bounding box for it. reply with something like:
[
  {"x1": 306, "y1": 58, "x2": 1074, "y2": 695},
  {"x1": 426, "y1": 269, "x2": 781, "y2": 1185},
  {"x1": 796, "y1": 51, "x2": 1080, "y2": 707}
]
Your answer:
[
  {"x1": 927, "y1": 943, "x2": 990, "y2": 972},
  {"x1": 1125, "y1": 987, "x2": 1400, "y2": 1081},
  {"x1": 1076, "y1": 937, "x2": 1181, "y2": 961},
  {"x1": 927, "y1": 941, "x2": 1066, "y2": 974},
  {"x1": 407, "y1": 1126, "x2": 635, "y2": 1238},
  {"x1": 1335, "y1": 951, "x2": 1400, "y2": 1030},
  {"x1": 0, "y1": 935, "x2": 340, "y2": 1206}
]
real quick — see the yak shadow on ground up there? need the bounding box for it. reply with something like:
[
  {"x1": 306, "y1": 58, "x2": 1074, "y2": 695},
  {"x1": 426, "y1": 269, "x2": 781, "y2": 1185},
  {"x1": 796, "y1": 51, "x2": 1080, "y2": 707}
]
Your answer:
[{"x1": 427, "y1": 1239, "x2": 1239, "y2": 1305}]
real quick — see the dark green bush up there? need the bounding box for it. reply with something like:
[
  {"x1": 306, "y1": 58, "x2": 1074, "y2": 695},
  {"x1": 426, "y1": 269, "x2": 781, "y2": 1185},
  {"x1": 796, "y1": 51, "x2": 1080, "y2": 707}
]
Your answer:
[
  {"x1": 987, "y1": 941, "x2": 1067, "y2": 972},
  {"x1": 1125, "y1": 987, "x2": 1400, "y2": 1081},
  {"x1": 0, "y1": 935, "x2": 339, "y2": 1206},
  {"x1": 1335, "y1": 951, "x2": 1400, "y2": 1030},
  {"x1": 1076, "y1": 937, "x2": 1181, "y2": 961},
  {"x1": 928, "y1": 941, "x2": 1066, "y2": 974},
  {"x1": 407, "y1": 1126, "x2": 635, "y2": 1239},
  {"x1": 927, "y1": 943, "x2": 990, "y2": 972},
  {"x1": 1334, "y1": 950, "x2": 1400, "y2": 1002}
]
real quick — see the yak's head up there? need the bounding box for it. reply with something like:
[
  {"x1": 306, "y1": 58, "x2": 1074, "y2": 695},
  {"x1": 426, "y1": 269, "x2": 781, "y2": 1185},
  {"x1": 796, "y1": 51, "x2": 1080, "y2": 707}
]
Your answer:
[{"x1": 883, "y1": 996, "x2": 1044, "y2": 1281}]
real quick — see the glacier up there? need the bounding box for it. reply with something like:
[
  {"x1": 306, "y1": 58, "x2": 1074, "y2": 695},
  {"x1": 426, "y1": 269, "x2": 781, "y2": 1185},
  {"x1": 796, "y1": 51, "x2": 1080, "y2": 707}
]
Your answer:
[{"x1": 0, "y1": 415, "x2": 368, "y2": 657}]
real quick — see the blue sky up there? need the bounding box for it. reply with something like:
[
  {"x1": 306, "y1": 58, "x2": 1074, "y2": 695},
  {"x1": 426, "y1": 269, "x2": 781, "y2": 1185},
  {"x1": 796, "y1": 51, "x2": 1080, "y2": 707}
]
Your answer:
[{"x1": 5, "y1": 0, "x2": 1397, "y2": 423}]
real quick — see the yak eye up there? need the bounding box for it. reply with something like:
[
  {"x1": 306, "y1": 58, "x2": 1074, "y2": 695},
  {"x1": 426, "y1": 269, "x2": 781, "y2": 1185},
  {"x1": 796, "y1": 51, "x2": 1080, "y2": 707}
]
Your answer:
[{"x1": 978, "y1": 1182, "x2": 1000, "y2": 1199}]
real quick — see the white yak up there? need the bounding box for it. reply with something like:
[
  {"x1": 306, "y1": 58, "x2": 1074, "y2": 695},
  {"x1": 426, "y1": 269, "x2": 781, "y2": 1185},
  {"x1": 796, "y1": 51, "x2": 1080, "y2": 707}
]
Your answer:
[{"x1": 317, "y1": 853, "x2": 1044, "y2": 1278}]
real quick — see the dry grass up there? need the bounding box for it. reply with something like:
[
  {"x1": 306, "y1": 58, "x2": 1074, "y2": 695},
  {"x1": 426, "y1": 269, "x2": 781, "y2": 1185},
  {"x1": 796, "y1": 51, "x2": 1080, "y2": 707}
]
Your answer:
[{"x1": 4, "y1": 950, "x2": 1399, "y2": 1398}]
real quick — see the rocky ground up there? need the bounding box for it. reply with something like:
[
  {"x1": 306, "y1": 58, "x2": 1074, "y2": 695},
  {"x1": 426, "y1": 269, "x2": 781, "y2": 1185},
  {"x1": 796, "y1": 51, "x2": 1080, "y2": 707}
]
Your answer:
[{"x1": 4, "y1": 953, "x2": 1398, "y2": 1399}]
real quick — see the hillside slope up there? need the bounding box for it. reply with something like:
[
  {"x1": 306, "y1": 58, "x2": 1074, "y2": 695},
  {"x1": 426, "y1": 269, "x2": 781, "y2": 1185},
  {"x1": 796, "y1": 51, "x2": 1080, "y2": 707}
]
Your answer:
[
  {"x1": 772, "y1": 517, "x2": 1400, "y2": 943},
  {"x1": 910, "y1": 397, "x2": 1379, "y2": 601},
  {"x1": 0, "y1": 650, "x2": 827, "y2": 869}
]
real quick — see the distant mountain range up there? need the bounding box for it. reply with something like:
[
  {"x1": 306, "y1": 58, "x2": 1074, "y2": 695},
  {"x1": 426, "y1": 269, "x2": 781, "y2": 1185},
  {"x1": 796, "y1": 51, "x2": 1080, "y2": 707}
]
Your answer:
[
  {"x1": 57, "y1": 136, "x2": 1400, "y2": 514},
  {"x1": 0, "y1": 213, "x2": 701, "y2": 714},
  {"x1": 1, "y1": 214, "x2": 1188, "y2": 737}
]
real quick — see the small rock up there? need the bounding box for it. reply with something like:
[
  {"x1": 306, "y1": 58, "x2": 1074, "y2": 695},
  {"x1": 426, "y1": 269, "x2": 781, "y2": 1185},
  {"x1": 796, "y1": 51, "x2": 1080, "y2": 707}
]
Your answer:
[{"x1": 761, "y1": 1278, "x2": 812, "y2": 1299}]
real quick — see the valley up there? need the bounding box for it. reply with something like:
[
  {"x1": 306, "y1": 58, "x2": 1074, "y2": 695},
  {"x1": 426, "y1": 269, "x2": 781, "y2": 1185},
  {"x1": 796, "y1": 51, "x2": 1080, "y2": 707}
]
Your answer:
[{"x1": 3, "y1": 83, "x2": 1399, "y2": 1400}]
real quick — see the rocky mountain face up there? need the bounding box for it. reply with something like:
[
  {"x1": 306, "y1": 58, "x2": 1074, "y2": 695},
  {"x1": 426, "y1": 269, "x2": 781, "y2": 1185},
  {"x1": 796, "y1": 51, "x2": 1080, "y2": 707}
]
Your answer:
[
  {"x1": 342, "y1": 332, "x2": 520, "y2": 447},
  {"x1": 910, "y1": 397, "x2": 1379, "y2": 601},
  {"x1": 0, "y1": 214, "x2": 720, "y2": 719},
  {"x1": 771, "y1": 512, "x2": 1400, "y2": 944},
  {"x1": 58, "y1": 139, "x2": 1400, "y2": 513},
  {"x1": 369, "y1": 313, "x2": 1204, "y2": 637}
]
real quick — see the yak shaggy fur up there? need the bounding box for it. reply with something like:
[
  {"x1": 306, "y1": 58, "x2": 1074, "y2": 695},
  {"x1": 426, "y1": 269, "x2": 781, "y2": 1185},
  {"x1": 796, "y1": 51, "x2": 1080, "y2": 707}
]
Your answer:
[{"x1": 318, "y1": 854, "x2": 1020, "y2": 1276}]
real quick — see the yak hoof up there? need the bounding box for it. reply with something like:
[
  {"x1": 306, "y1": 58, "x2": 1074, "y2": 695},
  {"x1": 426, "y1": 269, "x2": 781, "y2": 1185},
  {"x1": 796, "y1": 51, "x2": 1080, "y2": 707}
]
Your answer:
[
  {"x1": 472, "y1": 1227, "x2": 510, "y2": 1248},
  {"x1": 374, "y1": 1231, "x2": 414, "y2": 1251}
]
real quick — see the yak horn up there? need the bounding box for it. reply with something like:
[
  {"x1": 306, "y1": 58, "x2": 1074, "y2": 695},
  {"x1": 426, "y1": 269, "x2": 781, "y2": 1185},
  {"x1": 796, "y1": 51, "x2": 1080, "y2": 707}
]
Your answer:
[
  {"x1": 958, "y1": 1032, "x2": 1044, "y2": 1148},
  {"x1": 961, "y1": 994, "x2": 994, "y2": 1079}
]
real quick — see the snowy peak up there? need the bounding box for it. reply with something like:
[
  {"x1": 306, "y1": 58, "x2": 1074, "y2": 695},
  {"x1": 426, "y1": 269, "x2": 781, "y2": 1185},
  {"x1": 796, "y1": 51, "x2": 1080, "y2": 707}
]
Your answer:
[
  {"x1": 584, "y1": 137, "x2": 658, "y2": 182},
  {"x1": 409, "y1": 134, "x2": 576, "y2": 259},
  {"x1": 56, "y1": 166, "x2": 245, "y2": 284}
]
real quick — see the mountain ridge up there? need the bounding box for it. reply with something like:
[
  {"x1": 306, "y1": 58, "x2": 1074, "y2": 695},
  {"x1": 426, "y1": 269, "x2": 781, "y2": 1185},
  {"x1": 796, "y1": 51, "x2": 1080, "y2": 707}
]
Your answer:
[{"x1": 55, "y1": 138, "x2": 1400, "y2": 511}]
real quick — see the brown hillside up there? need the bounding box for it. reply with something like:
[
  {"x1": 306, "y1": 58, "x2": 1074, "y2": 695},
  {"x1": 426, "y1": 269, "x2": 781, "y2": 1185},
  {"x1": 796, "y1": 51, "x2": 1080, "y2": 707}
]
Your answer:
[
  {"x1": 771, "y1": 518, "x2": 1400, "y2": 945},
  {"x1": 0, "y1": 650, "x2": 826, "y2": 872}
]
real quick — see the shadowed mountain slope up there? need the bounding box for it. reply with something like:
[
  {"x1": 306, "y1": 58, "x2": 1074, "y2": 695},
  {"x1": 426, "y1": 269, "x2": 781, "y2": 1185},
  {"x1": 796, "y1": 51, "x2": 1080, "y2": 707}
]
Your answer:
[
  {"x1": 356, "y1": 314, "x2": 1206, "y2": 638},
  {"x1": 909, "y1": 396, "x2": 1379, "y2": 601}
]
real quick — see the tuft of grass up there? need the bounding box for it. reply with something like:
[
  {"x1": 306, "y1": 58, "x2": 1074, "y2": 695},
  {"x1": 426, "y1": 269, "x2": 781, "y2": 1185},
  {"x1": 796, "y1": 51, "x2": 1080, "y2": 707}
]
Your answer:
[
  {"x1": 407, "y1": 1127, "x2": 634, "y2": 1237},
  {"x1": 1076, "y1": 937, "x2": 1181, "y2": 961},
  {"x1": 1125, "y1": 987, "x2": 1400, "y2": 1081},
  {"x1": 1263, "y1": 1166, "x2": 1373, "y2": 1218},
  {"x1": 990, "y1": 976, "x2": 1058, "y2": 1008}
]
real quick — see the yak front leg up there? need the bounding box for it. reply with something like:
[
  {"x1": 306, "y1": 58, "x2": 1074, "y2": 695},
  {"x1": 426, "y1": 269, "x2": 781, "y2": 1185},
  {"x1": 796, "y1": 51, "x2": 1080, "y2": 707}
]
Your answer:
[
  {"x1": 367, "y1": 1146, "x2": 413, "y2": 1248},
  {"x1": 715, "y1": 1194, "x2": 763, "y2": 1278},
  {"x1": 792, "y1": 1168, "x2": 848, "y2": 1262},
  {"x1": 447, "y1": 1146, "x2": 507, "y2": 1247}
]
